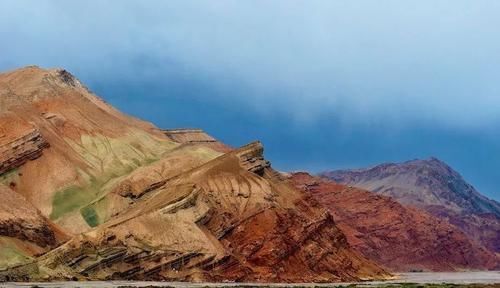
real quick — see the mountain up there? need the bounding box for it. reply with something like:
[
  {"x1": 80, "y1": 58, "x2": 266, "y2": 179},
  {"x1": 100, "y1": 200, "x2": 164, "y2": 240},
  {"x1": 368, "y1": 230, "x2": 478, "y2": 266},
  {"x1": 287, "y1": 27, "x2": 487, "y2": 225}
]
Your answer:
[
  {"x1": 320, "y1": 158, "x2": 500, "y2": 254},
  {"x1": 289, "y1": 172, "x2": 497, "y2": 272},
  {"x1": 0, "y1": 66, "x2": 181, "y2": 234},
  {"x1": 0, "y1": 66, "x2": 388, "y2": 282}
]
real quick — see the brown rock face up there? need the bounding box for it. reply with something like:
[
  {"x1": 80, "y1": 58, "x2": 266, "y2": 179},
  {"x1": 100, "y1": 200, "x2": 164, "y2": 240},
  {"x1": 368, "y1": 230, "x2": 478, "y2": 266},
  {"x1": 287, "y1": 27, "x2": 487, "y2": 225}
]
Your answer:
[
  {"x1": 289, "y1": 172, "x2": 498, "y2": 272},
  {"x1": 0, "y1": 184, "x2": 66, "y2": 249},
  {"x1": 320, "y1": 158, "x2": 500, "y2": 255},
  {"x1": 0, "y1": 117, "x2": 49, "y2": 175}
]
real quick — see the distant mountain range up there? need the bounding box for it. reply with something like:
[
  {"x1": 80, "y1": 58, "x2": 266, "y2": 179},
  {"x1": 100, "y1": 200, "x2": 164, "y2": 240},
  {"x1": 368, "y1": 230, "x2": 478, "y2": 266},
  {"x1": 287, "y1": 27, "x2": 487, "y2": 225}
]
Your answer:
[
  {"x1": 320, "y1": 158, "x2": 500, "y2": 254},
  {"x1": 290, "y1": 172, "x2": 497, "y2": 272}
]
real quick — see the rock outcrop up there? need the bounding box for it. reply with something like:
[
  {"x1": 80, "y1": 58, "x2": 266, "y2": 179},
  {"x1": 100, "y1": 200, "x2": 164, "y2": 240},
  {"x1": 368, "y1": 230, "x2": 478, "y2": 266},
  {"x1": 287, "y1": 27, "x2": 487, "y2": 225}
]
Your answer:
[
  {"x1": 290, "y1": 172, "x2": 498, "y2": 272},
  {"x1": 163, "y1": 128, "x2": 232, "y2": 153},
  {"x1": 0, "y1": 184, "x2": 62, "y2": 247},
  {"x1": 0, "y1": 119, "x2": 49, "y2": 176}
]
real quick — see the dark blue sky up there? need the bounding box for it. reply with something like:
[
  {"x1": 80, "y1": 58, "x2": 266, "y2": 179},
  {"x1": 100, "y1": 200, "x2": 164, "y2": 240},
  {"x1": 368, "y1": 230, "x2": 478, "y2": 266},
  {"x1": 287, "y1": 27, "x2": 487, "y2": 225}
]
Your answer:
[{"x1": 1, "y1": 1, "x2": 499, "y2": 200}]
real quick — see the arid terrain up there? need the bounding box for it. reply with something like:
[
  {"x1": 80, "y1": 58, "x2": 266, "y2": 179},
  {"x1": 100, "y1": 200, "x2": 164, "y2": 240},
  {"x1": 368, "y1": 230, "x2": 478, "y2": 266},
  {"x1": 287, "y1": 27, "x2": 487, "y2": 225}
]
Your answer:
[
  {"x1": 0, "y1": 66, "x2": 498, "y2": 285},
  {"x1": 321, "y1": 159, "x2": 500, "y2": 259},
  {"x1": 0, "y1": 66, "x2": 388, "y2": 282},
  {"x1": 289, "y1": 173, "x2": 497, "y2": 272}
]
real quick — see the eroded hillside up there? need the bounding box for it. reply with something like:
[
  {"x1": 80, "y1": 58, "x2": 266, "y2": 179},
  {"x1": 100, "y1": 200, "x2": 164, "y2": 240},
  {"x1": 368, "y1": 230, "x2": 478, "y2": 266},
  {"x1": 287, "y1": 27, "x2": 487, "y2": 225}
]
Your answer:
[
  {"x1": 321, "y1": 158, "x2": 500, "y2": 255},
  {"x1": 290, "y1": 172, "x2": 498, "y2": 272},
  {"x1": 0, "y1": 66, "x2": 388, "y2": 282}
]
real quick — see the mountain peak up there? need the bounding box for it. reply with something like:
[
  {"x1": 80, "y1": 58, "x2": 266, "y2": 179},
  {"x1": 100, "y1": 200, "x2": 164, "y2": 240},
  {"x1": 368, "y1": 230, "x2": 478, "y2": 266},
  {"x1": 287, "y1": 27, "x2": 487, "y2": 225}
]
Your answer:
[
  {"x1": 423, "y1": 156, "x2": 444, "y2": 164},
  {"x1": 321, "y1": 159, "x2": 500, "y2": 254},
  {"x1": 0, "y1": 66, "x2": 94, "y2": 113},
  {"x1": 321, "y1": 159, "x2": 500, "y2": 217},
  {"x1": 1, "y1": 65, "x2": 51, "y2": 78},
  {"x1": 407, "y1": 156, "x2": 448, "y2": 165},
  {"x1": 1, "y1": 65, "x2": 82, "y2": 87}
]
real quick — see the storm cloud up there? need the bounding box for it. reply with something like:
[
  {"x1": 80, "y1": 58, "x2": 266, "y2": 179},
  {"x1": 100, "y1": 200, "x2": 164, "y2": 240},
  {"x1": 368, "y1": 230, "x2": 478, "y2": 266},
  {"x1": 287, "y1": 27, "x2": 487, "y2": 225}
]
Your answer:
[
  {"x1": 1, "y1": 1, "x2": 500, "y2": 199},
  {"x1": 2, "y1": 1, "x2": 500, "y2": 128}
]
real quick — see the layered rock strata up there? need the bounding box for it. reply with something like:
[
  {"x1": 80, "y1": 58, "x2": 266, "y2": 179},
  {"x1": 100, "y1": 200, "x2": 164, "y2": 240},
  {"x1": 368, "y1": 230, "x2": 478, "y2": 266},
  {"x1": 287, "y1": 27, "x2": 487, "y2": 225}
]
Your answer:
[
  {"x1": 0, "y1": 128, "x2": 49, "y2": 175},
  {"x1": 0, "y1": 143, "x2": 388, "y2": 282},
  {"x1": 163, "y1": 128, "x2": 231, "y2": 153}
]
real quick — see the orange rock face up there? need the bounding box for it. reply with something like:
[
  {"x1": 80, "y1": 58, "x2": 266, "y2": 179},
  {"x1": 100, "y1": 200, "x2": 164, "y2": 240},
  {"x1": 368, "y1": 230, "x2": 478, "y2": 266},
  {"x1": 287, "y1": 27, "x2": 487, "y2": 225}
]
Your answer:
[{"x1": 289, "y1": 172, "x2": 498, "y2": 272}]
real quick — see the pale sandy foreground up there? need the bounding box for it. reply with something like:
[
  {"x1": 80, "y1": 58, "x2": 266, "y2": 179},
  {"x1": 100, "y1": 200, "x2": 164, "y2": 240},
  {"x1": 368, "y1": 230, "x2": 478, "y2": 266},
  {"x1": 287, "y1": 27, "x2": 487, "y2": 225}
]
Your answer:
[{"x1": 1, "y1": 272, "x2": 499, "y2": 287}]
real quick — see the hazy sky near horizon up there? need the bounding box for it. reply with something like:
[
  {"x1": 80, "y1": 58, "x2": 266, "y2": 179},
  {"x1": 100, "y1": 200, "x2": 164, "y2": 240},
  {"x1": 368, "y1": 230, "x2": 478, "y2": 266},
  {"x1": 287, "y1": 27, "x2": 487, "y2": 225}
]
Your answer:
[{"x1": 1, "y1": 1, "x2": 500, "y2": 200}]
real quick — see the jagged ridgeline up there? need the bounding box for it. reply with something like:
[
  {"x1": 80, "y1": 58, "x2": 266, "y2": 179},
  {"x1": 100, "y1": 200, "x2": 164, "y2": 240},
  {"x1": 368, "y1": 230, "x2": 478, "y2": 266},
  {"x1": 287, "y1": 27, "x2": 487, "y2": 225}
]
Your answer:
[{"x1": 0, "y1": 66, "x2": 389, "y2": 282}]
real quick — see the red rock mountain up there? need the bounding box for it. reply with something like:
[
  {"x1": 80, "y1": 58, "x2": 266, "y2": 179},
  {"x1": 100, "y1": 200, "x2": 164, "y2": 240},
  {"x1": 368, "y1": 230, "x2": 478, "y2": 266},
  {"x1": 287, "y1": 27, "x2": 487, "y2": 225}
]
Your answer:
[
  {"x1": 289, "y1": 172, "x2": 498, "y2": 272},
  {"x1": 320, "y1": 158, "x2": 500, "y2": 255},
  {"x1": 0, "y1": 66, "x2": 388, "y2": 282}
]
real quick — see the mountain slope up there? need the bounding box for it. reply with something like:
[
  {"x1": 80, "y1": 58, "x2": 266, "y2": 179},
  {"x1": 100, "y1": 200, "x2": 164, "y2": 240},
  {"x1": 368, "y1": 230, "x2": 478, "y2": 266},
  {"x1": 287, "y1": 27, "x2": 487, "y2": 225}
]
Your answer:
[
  {"x1": 320, "y1": 158, "x2": 500, "y2": 254},
  {"x1": 0, "y1": 184, "x2": 68, "y2": 268},
  {"x1": 0, "y1": 66, "x2": 184, "y2": 233},
  {"x1": 290, "y1": 173, "x2": 497, "y2": 272},
  {"x1": 0, "y1": 66, "x2": 388, "y2": 282},
  {"x1": 1, "y1": 143, "x2": 388, "y2": 282}
]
